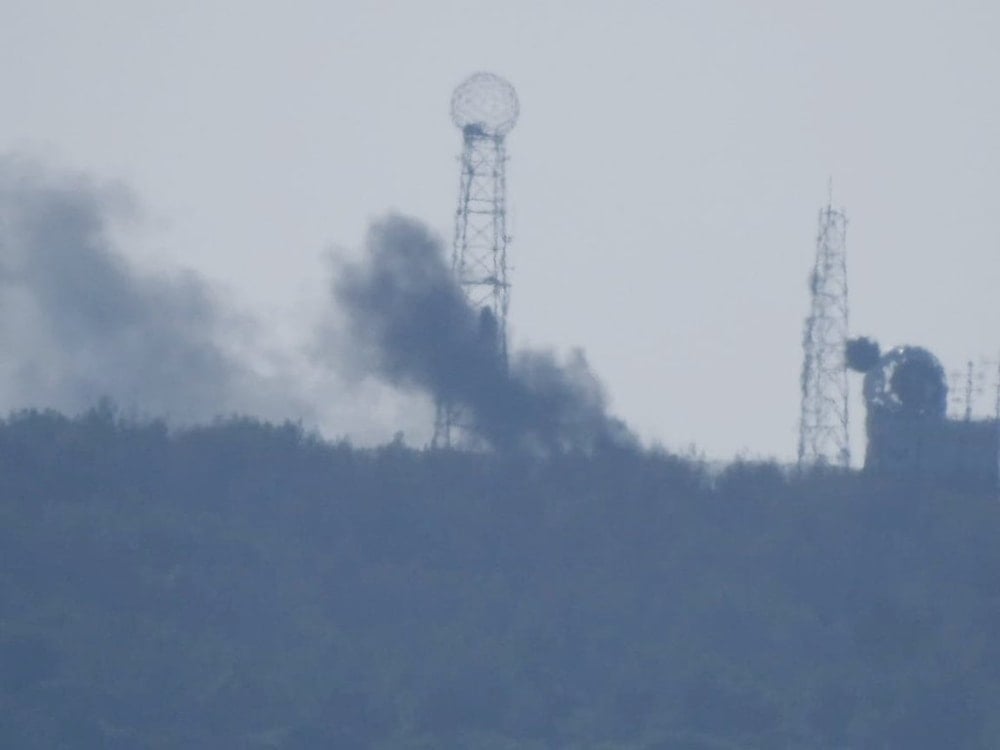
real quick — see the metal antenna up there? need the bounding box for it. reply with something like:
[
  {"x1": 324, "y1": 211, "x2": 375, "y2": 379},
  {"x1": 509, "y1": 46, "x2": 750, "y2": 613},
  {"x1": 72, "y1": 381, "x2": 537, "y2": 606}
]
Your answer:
[
  {"x1": 798, "y1": 188, "x2": 850, "y2": 468},
  {"x1": 433, "y1": 72, "x2": 519, "y2": 448}
]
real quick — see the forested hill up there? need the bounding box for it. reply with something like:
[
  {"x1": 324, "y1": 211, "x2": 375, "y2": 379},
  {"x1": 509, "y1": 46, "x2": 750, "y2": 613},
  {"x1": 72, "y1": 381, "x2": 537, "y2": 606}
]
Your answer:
[{"x1": 2, "y1": 407, "x2": 999, "y2": 749}]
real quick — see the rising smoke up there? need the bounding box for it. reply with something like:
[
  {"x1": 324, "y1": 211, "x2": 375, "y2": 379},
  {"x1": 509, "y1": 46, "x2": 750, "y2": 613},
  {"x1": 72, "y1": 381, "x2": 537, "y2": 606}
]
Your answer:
[
  {"x1": 0, "y1": 158, "x2": 631, "y2": 450},
  {"x1": 0, "y1": 156, "x2": 308, "y2": 423},
  {"x1": 333, "y1": 214, "x2": 633, "y2": 453}
]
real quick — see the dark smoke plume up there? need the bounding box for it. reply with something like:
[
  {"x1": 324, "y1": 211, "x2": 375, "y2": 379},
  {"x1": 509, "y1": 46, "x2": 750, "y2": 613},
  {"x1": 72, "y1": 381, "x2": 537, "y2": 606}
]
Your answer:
[
  {"x1": 846, "y1": 336, "x2": 880, "y2": 373},
  {"x1": 0, "y1": 157, "x2": 305, "y2": 423},
  {"x1": 333, "y1": 214, "x2": 633, "y2": 453}
]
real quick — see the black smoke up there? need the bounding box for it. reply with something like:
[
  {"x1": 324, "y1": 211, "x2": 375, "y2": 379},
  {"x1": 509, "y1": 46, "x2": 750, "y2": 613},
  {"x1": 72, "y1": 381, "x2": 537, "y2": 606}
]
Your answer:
[
  {"x1": 886, "y1": 348, "x2": 948, "y2": 419},
  {"x1": 333, "y1": 214, "x2": 633, "y2": 453},
  {"x1": 846, "y1": 336, "x2": 881, "y2": 373},
  {"x1": 860, "y1": 344, "x2": 948, "y2": 420},
  {"x1": 0, "y1": 157, "x2": 305, "y2": 423}
]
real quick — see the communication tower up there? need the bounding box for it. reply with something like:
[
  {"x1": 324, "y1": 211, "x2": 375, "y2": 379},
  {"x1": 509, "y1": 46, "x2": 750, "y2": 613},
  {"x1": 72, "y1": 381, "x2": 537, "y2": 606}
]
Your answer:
[
  {"x1": 433, "y1": 72, "x2": 519, "y2": 448},
  {"x1": 798, "y1": 191, "x2": 850, "y2": 468}
]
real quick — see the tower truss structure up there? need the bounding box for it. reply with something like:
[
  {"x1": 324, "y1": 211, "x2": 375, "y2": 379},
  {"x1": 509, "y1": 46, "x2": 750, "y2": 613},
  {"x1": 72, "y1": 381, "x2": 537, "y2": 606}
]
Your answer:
[
  {"x1": 433, "y1": 72, "x2": 519, "y2": 448},
  {"x1": 798, "y1": 197, "x2": 850, "y2": 468}
]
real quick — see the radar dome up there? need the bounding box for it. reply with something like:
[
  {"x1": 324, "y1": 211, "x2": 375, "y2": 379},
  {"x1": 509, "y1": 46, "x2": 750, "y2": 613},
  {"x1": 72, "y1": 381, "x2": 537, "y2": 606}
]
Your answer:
[{"x1": 450, "y1": 72, "x2": 519, "y2": 137}]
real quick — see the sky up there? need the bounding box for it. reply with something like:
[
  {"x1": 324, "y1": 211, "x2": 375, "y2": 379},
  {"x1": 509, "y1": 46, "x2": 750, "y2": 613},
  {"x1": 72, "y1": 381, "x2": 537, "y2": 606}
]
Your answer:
[{"x1": 1, "y1": 0, "x2": 998, "y2": 461}]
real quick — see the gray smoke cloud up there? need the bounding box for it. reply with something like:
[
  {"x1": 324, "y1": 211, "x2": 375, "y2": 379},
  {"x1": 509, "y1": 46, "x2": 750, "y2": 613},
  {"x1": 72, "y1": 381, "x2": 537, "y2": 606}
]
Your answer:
[
  {"x1": 0, "y1": 156, "x2": 307, "y2": 423},
  {"x1": 333, "y1": 214, "x2": 634, "y2": 453},
  {"x1": 0, "y1": 157, "x2": 632, "y2": 449}
]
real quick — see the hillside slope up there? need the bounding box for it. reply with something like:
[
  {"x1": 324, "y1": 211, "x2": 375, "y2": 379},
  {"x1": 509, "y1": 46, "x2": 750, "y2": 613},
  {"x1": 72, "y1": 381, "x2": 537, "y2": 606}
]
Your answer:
[{"x1": 1, "y1": 408, "x2": 998, "y2": 748}]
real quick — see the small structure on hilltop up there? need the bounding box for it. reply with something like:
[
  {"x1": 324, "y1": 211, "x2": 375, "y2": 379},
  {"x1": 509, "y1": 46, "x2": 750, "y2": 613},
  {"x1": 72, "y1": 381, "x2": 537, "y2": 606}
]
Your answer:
[{"x1": 847, "y1": 337, "x2": 999, "y2": 487}]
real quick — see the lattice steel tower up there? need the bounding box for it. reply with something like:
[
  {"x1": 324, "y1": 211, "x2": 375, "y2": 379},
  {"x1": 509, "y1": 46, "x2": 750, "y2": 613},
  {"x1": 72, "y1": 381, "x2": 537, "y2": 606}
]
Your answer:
[
  {"x1": 433, "y1": 72, "x2": 519, "y2": 448},
  {"x1": 798, "y1": 192, "x2": 850, "y2": 468}
]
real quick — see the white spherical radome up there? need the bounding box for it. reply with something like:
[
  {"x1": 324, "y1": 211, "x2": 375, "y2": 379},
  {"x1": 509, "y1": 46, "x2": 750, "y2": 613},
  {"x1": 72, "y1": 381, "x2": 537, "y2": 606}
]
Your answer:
[{"x1": 450, "y1": 72, "x2": 519, "y2": 137}]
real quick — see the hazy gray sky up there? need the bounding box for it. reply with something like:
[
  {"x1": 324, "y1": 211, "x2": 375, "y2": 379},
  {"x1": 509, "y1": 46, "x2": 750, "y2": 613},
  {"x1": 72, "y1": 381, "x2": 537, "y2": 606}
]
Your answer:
[{"x1": 2, "y1": 1, "x2": 998, "y2": 460}]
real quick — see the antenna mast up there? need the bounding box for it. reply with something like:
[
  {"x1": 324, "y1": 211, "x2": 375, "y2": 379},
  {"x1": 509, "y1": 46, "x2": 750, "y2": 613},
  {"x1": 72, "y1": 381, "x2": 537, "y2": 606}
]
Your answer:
[
  {"x1": 433, "y1": 72, "x2": 519, "y2": 448},
  {"x1": 798, "y1": 190, "x2": 850, "y2": 468}
]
